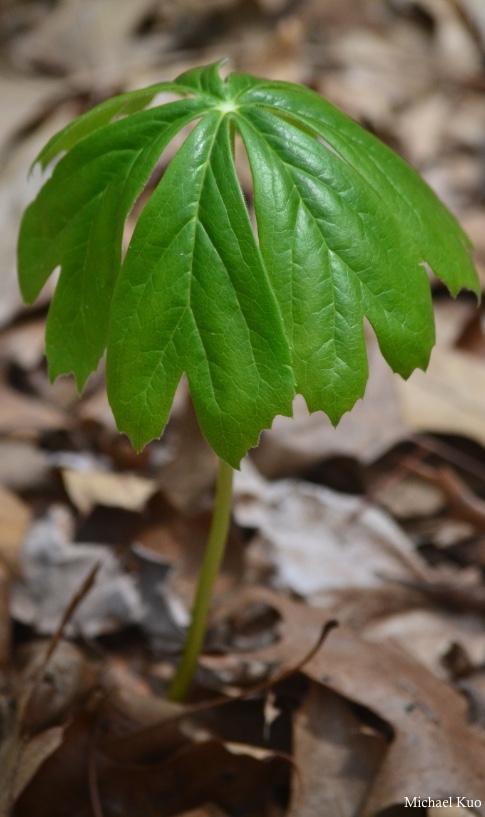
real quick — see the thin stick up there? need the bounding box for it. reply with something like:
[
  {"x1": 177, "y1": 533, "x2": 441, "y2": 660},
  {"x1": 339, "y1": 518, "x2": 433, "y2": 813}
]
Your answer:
[
  {"x1": 18, "y1": 563, "x2": 99, "y2": 733},
  {"x1": 87, "y1": 732, "x2": 105, "y2": 817},
  {"x1": 168, "y1": 459, "x2": 234, "y2": 702}
]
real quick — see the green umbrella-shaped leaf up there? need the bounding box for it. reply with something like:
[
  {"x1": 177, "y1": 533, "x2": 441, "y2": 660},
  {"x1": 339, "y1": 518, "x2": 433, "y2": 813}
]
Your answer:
[{"x1": 18, "y1": 62, "x2": 479, "y2": 465}]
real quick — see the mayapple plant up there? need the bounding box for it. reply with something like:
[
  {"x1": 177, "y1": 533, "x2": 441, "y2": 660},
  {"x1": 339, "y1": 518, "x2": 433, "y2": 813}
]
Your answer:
[{"x1": 18, "y1": 61, "x2": 479, "y2": 700}]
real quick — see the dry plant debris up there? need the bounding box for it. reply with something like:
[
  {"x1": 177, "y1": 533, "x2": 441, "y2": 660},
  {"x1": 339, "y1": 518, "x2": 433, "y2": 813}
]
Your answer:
[{"x1": 1, "y1": 0, "x2": 485, "y2": 815}]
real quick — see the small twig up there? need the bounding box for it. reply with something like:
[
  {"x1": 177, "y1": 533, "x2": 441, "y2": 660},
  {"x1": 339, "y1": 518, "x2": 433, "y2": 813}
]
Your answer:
[
  {"x1": 18, "y1": 563, "x2": 100, "y2": 733},
  {"x1": 100, "y1": 619, "x2": 338, "y2": 763},
  {"x1": 405, "y1": 460, "x2": 485, "y2": 533},
  {"x1": 87, "y1": 728, "x2": 105, "y2": 817},
  {"x1": 346, "y1": 445, "x2": 428, "y2": 525},
  {"x1": 415, "y1": 434, "x2": 485, "y2": 486},
  {"x1": 0, "y1": 562, "x2": 11, "y2": 670},
  {"x1": 4, "y1": 564, "x2": 100, "y2": 816},
  {"x1": 385, "y1": 574, "x2": 485, "y2": 615}
]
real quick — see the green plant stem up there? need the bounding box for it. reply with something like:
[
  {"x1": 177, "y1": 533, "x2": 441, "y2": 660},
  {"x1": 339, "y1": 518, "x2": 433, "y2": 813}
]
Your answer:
[{"x1": 168, "y1": 458, "x2": 234, "y2": 702}]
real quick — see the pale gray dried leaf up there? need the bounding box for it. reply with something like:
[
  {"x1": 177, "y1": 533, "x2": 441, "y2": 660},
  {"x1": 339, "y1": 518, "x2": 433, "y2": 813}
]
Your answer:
[
  {"x1": 11, "y1": 506, "x2": 142, "y2": 636},
  {"x1": 234, "y1": 462, "x2": 429, "y2": 599},
  {"x1": 132, "y1": 542, "x2": 187, "y2": 653}
]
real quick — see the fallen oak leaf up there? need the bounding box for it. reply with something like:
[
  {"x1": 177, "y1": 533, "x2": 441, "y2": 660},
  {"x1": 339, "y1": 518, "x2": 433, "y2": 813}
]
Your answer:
[
  {"x1": 98, "y1": 618, "x2": 336, "y2": 764},
  {"x1": 210, "y1": 588, "x2": 485, "y2": 813},
  {"x1": 15, "y1": 724, "x2": 289, "y2": 817},
  {"x1": 308, "y1": 628, "x2": 485, "y2": 813},
  {"x1": 288, "y1": 681, "x2": 388, "y2": 817}
]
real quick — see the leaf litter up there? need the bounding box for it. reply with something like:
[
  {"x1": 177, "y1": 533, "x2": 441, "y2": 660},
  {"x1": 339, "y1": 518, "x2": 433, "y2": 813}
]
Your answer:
[{"x1": 1, "y1": 0, "x2": 485, "y2": 815}]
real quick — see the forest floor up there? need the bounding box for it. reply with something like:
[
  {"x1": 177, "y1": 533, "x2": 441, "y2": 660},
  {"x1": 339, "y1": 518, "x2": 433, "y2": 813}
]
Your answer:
[{"x1": 1, "y1": 1, "x2": 485, "y2": 815}]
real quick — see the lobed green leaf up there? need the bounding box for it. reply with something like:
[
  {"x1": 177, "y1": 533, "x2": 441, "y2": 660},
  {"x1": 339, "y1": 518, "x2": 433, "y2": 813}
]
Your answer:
[{"x1": 18, "y1": 63, "x2": 480, "y2": 465}]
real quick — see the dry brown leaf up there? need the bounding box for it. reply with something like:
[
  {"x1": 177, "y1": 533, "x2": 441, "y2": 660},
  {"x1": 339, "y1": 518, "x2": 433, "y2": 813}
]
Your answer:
[
  {"x1": 376, "y1": 474, "x2": 444, "y2": 519},
  {"x1": 0, "y1": 109, "x2": 72, "y2": 329},
  {"x1": 0, "y1": 484, "x2": 31, "y2": 575},
  {"x1": 75, "y1": 386, "x2": 118, "y2": 432},
  {"x1": 397, "y1": 344, "x2": 485, "y2": 447},
  {"x1": 135, "y1": 507, "x2": 244, "y2": 650},
  {"x1": 10, "y1": 0, "x2": 167, "y2": 85},
  {"x1": 0, "y1": 318, "x2": 47, "y2": 370},
  {"x1": 156, "y1": 387, "x2": 218, "y2": 513},
  {"x1": 229, "y1": 15, "x2": 306, "y2": 85},
  {"x1": 0, "y1": 73, "x2": 62, "y2": 155},
  {"x1": 61, "y1": 467, "x2": 157, "y2": 515},
  {"x1": 415, "y1": 0, "x2": 482, "y2": 77},
  {"x1": 288, "y1": 682, "x2": 387, "y2": 816},
  {"x1": 0, "y1": 440, "x2": 50, "y2": 492},
  {"x1": 212, "y1": 590, "x2": 485, "y2": 813},
  {"x1": 319, "y1": 24, "x2": 432, "y2": 127},
  {"x1": 365, "y1": 606, "x2": 485, "y2": 678},
  {"x1": 101, "y1": 657, "x2": 183, "y2": 729},
  {"x1": 407, "y1": 461, "x2": 485, "y2": 532},
  {"x1": 0, "y1": 726, "x2": 64, "y2": 817},
  {"x1": 16, "y1": 640, "x2": 95, "y2": 734},
  {"x1": 309, "y1": 629, "x2": 485, "y2": 813},
  {"x1": 0, "y1": 382, "x2": 68, "y2": 437},
  {"x1": 397, "y1": 91, "x2": 452, "y2": 164},
  {"x1": 15, "y1": 727, "x2": 287, "y2": 817},
  {"x1": 461, "y1": 0, "x2": 485, "y2": 46},
  {"x1": 460, "y1": 210, "x2": 485, "y2": 287},
  {"x1": 253, "y1": 332, "x2": 409, "y2": 478},
  {"x1": 0, "y1": 561, "x2": 9, "y2": 668},
  {"x1": 177, "y1": 808, "x2": 228, "y2": 817}
]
